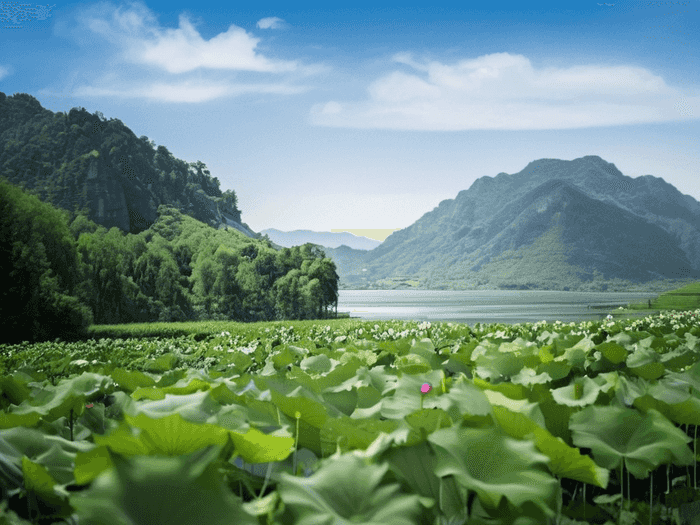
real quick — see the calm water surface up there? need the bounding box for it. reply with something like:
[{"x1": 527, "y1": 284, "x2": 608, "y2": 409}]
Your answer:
[{"x1": 336, "y1": 290, "x2": 661, "y2": 325}]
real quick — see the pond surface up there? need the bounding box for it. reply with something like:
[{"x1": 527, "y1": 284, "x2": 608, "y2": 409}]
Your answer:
[{"x1": 336, "y1": 290, "x2": 661, "y2": 325}]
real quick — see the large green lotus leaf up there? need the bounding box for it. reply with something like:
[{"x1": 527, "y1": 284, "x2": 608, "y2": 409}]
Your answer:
[
  {"x1": 385, "y1": 441, "x2": 440, "y2": 504},
  {"x1": 595, "y1": 341, "x2": 628, "y2": 364},
  {"x1": 627, "y1": 345, "x2": 666, "y2": 380},
  {"x1": 430, "y1": 375, "x2": 493, "y2": 424},
  {"x1": 268, "y1": 386, "x2": 329, "y2": 455},
  {"x1": 0, "y1": 427, "x2": 94, "y2": 485},
  {"x1": 320, "y1": 416, "x2": 399, "y2": 456},
  {"x1": 553, "y1": 336, "x2": 594, "y2": 369},
  {"x1": 143, "y1": 353, "x2": 179, "y2": 372},
  {"x1": 510, "y1": 366, "x2": 552, "y2": 387},
  {"x1": 21, "y1": 456, "x2": 72, "y2": 517},
  {"x1": 0, "y1": 410, "x2": 42, "y2": 429},
  {"x1": 15, "y1": 373, "x2": 116, "y2": 424},
  {"x1": 591, "y1": 371, "x2": 645, "y2": 408},
  {"x1": 470, "y1": 339, "x2": 529, "y2": 380},
  {"x1": 569, "y1": 405, "x2": 694, "y2": 479},
  {"x1": 110, "y1": 368, "x2": 156, "y2": 393},
  {"x1": 228, "y1": 426, "x2": 294, "y2": 463},
  {"x1": 284, "y1": 366, "x2": 320, "y2": 394},
  {"x1": 74, "y1": 445, "x2": 114, "y2": 485},
  {"x1": 395, "y1": 353, "x2": 432, "y2": 374},
  {"x1": 380, "y1": 369, "x2": 445, "y2": 420},
  {"x1": 488, "y1": 404, "x2": 609, "y2": 488},
  {"x1": 646, "y1": 376, "x2": 694, "y2": 405},
  {"x1": 483, "y1": 389, "x2": 547, "y2": 429},
  {"x1": 404, "y1": 408, "x2": 452, "y2": 437},
  {"x1": 277, "y1": 454, "x2": 422, "y2": 525},
  {"x1": 408, "y1": 338, "x2": 445, "y2": 370},
  {"x1": 633, "y1": 393, "x2": 700, "y2": 426},
  {"x1": 0, "y1": 374, "x2": 33, "y2": 405},
  {"x1": 665, "y1": 361, "x2": 700, "y2": 394},
  {"x1": 428, "y1": 425, "x2": 558, "y2": 520},
  {"x1": 472, "y1": 376, "x2": 527, "y2": 400},
  {"x1": 130, "y1": 390, "x2": 224, "y2": 424},
  {"x1": 70, "y1": 446, "x2": 257, "y2": 525},
  {"x1": 299, "y1": 354, "x2": 333, "y2": 374},
  {"x1": 321, "y1": 388, "x2": 357, "y2": 416},
  {"x1": 269, "y1": 386, "x2": 328, "y2": 428},
  {"x1": 550, "y1": 375, "x2": 602, "y2": 407},
  {"x1": 314, "y1": 359, "x2": 364, "y2": 392},
  {"x1": 660, "y1": 347, "x2": 698, "y2": 371}
]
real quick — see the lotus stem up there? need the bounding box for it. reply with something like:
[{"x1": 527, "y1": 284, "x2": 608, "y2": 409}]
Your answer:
[{"x1": 649, "y1": 470, "x2": 653, "y2": 525}]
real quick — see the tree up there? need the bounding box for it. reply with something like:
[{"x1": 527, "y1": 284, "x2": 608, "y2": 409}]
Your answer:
[{"x1": 0, "y1": 179, "x2": 92, "y2": 342}]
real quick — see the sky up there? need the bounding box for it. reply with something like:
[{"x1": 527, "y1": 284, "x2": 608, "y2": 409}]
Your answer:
[{"x1": 1, "y1": 1, "x2": 698, "y2": 242}]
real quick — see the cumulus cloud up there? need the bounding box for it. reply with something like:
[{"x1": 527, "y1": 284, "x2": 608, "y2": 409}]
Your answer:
[
  {"x1": 257, "y1": 17, "x2": 284, "y2": 29},
  {"x1": 310, "y1": 52, "x2": 700, "y2": 130},
  {"x1": 68, "y1": 2, "x2": 305, "y2": 102}
]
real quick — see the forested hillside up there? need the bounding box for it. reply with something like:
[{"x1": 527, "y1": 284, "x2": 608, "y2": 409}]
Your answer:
[
  {"x1": 0, "y1": 92, "x2": 251, "y2": 236},
  {"x1": 1, "y1": 173, "x2": 338, "y2": 344}
]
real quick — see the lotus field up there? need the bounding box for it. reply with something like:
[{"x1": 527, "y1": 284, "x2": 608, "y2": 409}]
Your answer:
[{"x1": 0, "y1": 310, "x2": 699, "y2": 525}]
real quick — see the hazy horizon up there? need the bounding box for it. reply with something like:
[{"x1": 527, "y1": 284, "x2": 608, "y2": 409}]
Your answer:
[{"x1": 2, "y1": 1, "x2": 698, "y2": 236}]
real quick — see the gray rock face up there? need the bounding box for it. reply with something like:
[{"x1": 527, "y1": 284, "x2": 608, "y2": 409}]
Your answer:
[{"x1": 83, "y1": 154, "x2": 256, "y2": 238}]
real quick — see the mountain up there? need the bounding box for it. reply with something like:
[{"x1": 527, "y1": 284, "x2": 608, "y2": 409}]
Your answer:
[
  {"x1": 261, "y1": 229, "x2": 382, "y2": 250},
  {"x1": 0, "y1": 92, "x2": 256, "y2": 237},
  {"x1": 343, "y1": 156, "x2": 700, "y2": 291}
]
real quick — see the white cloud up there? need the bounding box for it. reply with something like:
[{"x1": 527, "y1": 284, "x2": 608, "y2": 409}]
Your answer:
[
  {"x1": 0, "y1": 65, "x2": 9, "y2": 81},
  {"x1": 257, "y1": 17, "x2": 284, "y2": 30},
  {"x1": 311, "y1": 52, "x2": 700, "y2": 130},
  {"x1": 68, "y1": 2, "x2": 305, "y2": 102},
  {"x1": 74, "y1": 79, "x2": 307, "y2": 103}
]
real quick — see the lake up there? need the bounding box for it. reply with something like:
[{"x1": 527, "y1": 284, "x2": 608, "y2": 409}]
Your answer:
[{"x1": 336, "y1": 290, "x2": 662, "y2": 325}]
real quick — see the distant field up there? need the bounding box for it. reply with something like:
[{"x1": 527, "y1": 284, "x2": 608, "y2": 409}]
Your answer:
[{"x1": 623, "y1": 281, "x2": 700, "y2": 313}]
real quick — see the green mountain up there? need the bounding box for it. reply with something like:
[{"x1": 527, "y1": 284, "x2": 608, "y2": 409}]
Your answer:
[
  {"x1": 0, "y1": 93, "x2": 340, "y2": 342},
  {"x1": 0, "y1": 92, "x2": 254, "y2": 237},
  {"x1": 342, "y1": 156, "x2": 700, "y2": 291}
]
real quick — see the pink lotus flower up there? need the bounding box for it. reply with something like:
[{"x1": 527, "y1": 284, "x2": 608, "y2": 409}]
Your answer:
[{"x1": 421, "y1": 383, "x2": 431, "y2": 394}]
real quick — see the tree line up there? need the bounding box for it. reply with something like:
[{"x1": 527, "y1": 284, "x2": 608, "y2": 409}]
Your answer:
[{"x1": 1, "y1": 179, "x2": 339, "y2": 344}]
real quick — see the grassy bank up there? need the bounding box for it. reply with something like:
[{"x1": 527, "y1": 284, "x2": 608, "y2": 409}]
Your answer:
[{"x1": 617, "y1": 281, "x2": 700, "y2": 315}]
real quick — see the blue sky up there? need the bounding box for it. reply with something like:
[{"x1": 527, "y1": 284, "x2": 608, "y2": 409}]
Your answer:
[{"x1": 1, "y1": 1, "x2": 698, "y2": 241}]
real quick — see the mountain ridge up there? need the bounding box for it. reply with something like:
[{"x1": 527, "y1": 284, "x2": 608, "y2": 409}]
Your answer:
[
  {"x1": 0, "y1": 92, "x2": 257, "y2": 238},
  {"x1": 339, "y1": 155, "x2": 700, "y2": 291},
  {"x1": 260, "y1": 228, "x2": 382, "y2": 251}
]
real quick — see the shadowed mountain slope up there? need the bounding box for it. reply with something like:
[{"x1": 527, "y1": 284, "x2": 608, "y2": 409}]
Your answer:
[{"x1": 349, "y1": 156, "x2": 700, "y2": 290}]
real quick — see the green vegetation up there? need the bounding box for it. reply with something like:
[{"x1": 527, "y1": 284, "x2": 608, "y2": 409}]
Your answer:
[
  {"x1": 623, "y1": 282, "x2": 700, "y2": 313},
  {"x1": 0, "y1": 179, "x2": 339, "y2": 344},
  {"x1": 0, "y1": 93, "x2": 242, "y2": 234},
  {"x1": 0, "y1": 312, "x2": 698, "y2": 525}
]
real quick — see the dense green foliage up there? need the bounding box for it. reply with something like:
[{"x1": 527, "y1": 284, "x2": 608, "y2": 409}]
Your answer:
[
  {"x1": 0, "y1": 180, "x2": 339, "y2": 343},
  {"x1": 0, "y1": 92, "x2": 243, "y2": 234},
  {"x1": 0, "y1": 312, "x2": 699, "y2": 525},
  {"x1": 0, "y1": 179, "x2": 93, "y2": 343}
]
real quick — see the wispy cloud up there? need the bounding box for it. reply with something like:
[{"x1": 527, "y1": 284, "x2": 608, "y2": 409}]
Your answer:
[
  {"x1": 257, "y1": 17, "x2": 285, "y2": 30},
  {"x1": 64, "y1": 2, "x2": 308, "y2": 102},
  {"x1": 310, "y1": 52, "x2": 699, "y2": 130},
  {"x1": 0, "y1": 65, "x2": 10, "y2": 81},
  {"x1": 74, "y1": 79, "x2": 307, "y2": 103}
]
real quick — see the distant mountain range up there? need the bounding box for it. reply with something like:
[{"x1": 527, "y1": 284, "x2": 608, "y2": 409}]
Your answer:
[
  {"x1": 327, "y1": 156, "x2": 700, "y2": 291},
  {"x1": 260, "y1": 229, "x2": 382, "y2": 251}
]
